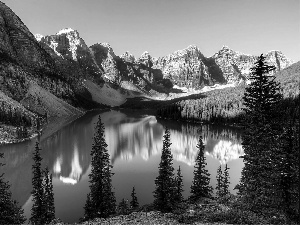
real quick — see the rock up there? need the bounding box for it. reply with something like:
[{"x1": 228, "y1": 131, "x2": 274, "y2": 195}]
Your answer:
[
  {"x1": 155, "y1": 45, "x2": 225, "y2": 88},
  {"x1": 38, "y1": 28, "x2": 102, "y2": 81},
  {"x1": 36, "y1": 26, "x2": 293, "y2": 94},
  {"x1": 0, "y1": 2, "x2": 56, "y2": 71},
  {"x1": 211, "y1": 45, "x2": 294, "y2": 84}
]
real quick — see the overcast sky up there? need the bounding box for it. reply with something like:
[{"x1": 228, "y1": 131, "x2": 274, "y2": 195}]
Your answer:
[{"x1": 2, "y1": 0, "x2": 300, "y2": 61}]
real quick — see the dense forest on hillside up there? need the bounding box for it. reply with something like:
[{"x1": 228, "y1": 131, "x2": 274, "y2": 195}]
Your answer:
[
  {"x1": 157, "y1": 86, "x2": 245, "y2": 124},
  {"x1": 156, "y1": 66, "x2": 299, "y2": 125},
  {"x1": 0, "y1": 57, "x2": 101, "y2": 110}
]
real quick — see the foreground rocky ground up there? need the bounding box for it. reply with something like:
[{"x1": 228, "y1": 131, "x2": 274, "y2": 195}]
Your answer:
[
  {"x1": 48, "y1": 197, "x2": 297, "y2": 225},
  {"x1": 51, "y1": 211, "x2": 226, "y2": 225}
]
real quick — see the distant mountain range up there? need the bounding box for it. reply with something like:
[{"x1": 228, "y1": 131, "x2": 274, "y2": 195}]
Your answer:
[
  {"x1": 36, "y1": 28, "x2": 294, "y2": 90},
  {"x1": 0, "y1": 1, "x2": 296, "y2": 143}
]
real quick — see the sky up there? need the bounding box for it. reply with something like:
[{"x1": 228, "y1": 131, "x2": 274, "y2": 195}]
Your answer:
[{"x1": 2, "y1": 0, "x2": 300, "y2": 61}]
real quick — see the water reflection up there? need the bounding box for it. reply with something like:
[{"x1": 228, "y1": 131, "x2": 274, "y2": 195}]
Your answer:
[
  {"x1": 103, "y1": 111, "x2": 243, "y2": 165},
  {"x1": 0, "y1": 110, "x2": 244, "y2": 223},
  {"x1": 103, "y1": 111, "x2": 164, "y2": 163}
]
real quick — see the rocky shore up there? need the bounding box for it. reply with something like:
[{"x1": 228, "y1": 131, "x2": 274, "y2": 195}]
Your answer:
[{"x1": 51, "y1": 211, "x2": 227, "y2": 225}]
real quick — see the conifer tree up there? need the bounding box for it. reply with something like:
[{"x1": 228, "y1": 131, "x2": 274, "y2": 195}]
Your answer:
[
  {"x1": 174, "y1": 166, "x2": 184, "y2": 204},
  {"x1": 118, "y1": 198, "x2": 129, "y2": 215},
  {"x1": 222, "y1": 164, "x2": 230, "y2": 197},
  {"x1": 84, "y1": 115, "x2": 116, "y2": 220},
  {"x1": 215, "y1": 165, "x2": 224, "y2": 198},
  {"x1": 0, "y1": 153, "x2": 26, "y2": 224},
  {"x1": 153, "y1": 127, "x2": 175, "y2": 212},
  {"x1": 30, "y1": 142, "x2": 45, "y2": 225},
  {"x1": 130, "y1": 186, "x2": 139, "y2": 210},
  {"x1": 42, "y1": 167, "x2": 55, "y2": 224},
  {"x1": 238, "y1": 54, "x2": 284, "y2": 213},
  {"x1": 276, "y1": 118, "x2": 300, "y2": 222},
  {"x1": 243, "y1": 54, "x2": 282, "y2": 115},
  {"x1": 84, "y1": 194, "x2": 93, "y2": 220},
  {"x1": 189, "y1": 136, "x2": 213, "y2": 202}
]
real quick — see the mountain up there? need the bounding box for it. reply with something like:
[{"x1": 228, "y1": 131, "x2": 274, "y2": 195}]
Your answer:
[
  {"x1": 211, "y1": 45, "x2": 294, "y2": 84},
  {"x1": 38, "y1": 27, "x2": 294, "y2": 93},
  {"x1": 37, "y1": 28, "x2": 102, "y2": 82},
  {"x1": 152, "y1": 45, "x2": 226, "y2": 88},
  {"x1": 274, "y1": 61, "x2": 300, "y2": 97},
  {"x1": 0, "y1": 2, "x2": 104, "y2": 144}
]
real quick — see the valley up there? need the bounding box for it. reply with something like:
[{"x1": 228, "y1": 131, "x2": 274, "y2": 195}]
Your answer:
[{"x1": 0, "y1": 1, "x2": 299, "y2": 224}]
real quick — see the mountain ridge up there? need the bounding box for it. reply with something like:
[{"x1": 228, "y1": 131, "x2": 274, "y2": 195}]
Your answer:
[{"x1": 36, "y1": 27, "x2": 294, "y2": 90}]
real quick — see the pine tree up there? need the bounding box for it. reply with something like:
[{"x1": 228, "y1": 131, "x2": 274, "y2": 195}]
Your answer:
[
  {"x1": 238, "y1": 54, "x2": 284, "y2": 213},
  {"x1": 174, "y1": 166, "x2": 184, "y2": 204},
  {"x1": 30, "y1": 142, "x2": 45, "y2": 225},
  {"x1": 222, "y1": 164, "x2": 230, "y2": 197},
  {"x1": 153, "y1": 127, "x2": 175, "y2": 212},
  {"x1": 243, "y1": 54, "x2": 282, "y2": 115},
  {"x1": 83, "y1": 194, "x2": 93, "y2": 220},
  {"x1": 84, "y1": 115, "x2": 116, "y2": 220},
  {"x1": 215, "y1": 165, "x2": 224, "y2": 198},
  {"x1": 189, "y1": 136, "x2": 213, "y2": 202},
  {"x1": 276, "y1": 118, "x2": 300, "y2": 222},
  {"x1": 130, "y1": 186, "x2": 139, "y2": 210},
  {"x1": 43, "y1": 167, "x2": 55, "y2": 224},
  {"x1": 118, "y1": 198, "x2": 129, "y2": 215},
  {"x1": 0, "y1": 153, "x2": 26, "y2": 224}
]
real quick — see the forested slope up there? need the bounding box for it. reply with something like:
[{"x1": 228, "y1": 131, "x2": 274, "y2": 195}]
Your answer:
[{"x1": 156, "y1": 62, "x2": 299, "y2": 124}]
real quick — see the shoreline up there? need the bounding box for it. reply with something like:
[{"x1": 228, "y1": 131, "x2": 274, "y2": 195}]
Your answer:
[{"x1": 0, "y1": 107, "x2": 113, "y2": 146}]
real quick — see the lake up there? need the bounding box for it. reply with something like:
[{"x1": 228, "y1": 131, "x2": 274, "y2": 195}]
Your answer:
[{"x1": 0, "y1": 109, "x2": 244, "y2": 223}]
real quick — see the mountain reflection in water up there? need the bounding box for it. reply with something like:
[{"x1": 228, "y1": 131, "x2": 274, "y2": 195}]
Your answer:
[
  {"x1": 103, "y1": 111, "x2": 243, "y2": 165},
  {"x1": 0, "y1": 110, "x2": 244, "y2": 223}
]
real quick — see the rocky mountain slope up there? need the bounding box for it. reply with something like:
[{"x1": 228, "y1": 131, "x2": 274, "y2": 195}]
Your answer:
[
  {"x1": 274, "y1": 61, "x2": 300, "y2": 97},
  {"x1": 0, "y1": 1, "x2": 102, "y2": 143},
  {"x1": 37, "y1": 28, "x2": 294, "y2": 93},
  {"x1": 211, "y1": 45, "x2": 293, "y2": 84}
]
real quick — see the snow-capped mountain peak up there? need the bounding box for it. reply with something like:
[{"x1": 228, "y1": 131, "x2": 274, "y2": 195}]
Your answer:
[{"x1": 56, "y1": 27, "x2": 75, "y2": 35}]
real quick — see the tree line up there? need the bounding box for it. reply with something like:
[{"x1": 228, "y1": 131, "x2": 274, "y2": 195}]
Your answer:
[
  {"x1": 0, "y1": 102, "x2": 33, "y2": 127},
  {"x1": 157, "y1": 86, "x2": 246, "y2": 124},
  {"x1": 0, "y1": 101, "x2": 44, "y2": 139}
]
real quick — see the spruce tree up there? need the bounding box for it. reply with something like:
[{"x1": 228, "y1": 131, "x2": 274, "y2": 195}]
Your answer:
[
  {"x1": 84, "y1": 115, "x2": 116, "y2": 220},
  {"x1": 276, "y1": 118, "x2": 299, "y2": 222},
  {"x1": 0, "y1": 153, "x2": 26, "y2": 224},
  {"x1": 84, "y1": 194, "x2": 93, "y2": 220},
  {"x1": 118, "y1": 198, "x2": 129, "y2": 215},
  {"x1": 174, "y1": 166, "x2": 184, "y2": 204},
  {"x1": 30, "y1": 142, "x2": 45, "y2": 225},
  {"x1": 238, "y1": 54, "x2": 284, "y2": 213},
  {"x1": 243, "y1": 54, "x2": 282, "y2": 114},
  {"x1": 222, "y1": 164, "x2": 230, "y2": 197},
  {"x1": 215, "y1": 165, "x2": 224, "y2": 198},
  {"x1": 130, "y1": 186, "x2": 139, "y2": 210},
  {"x1": 189, "y1": 136, "x2": 213, "y2": 202},
  {"x1": 43, "y1": 167, "x2": 55, "y2": 224},
  {"x1": 153, "y1": 127, "x2": 175, "y2": 212}
]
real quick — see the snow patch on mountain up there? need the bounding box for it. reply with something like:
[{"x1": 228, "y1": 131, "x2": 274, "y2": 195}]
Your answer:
[
  {"x1": 34, "y1": 34, "x2": 44, "y2": 41},
  {"x1": 56, "y1": 28, "x2": 75, "y2": 35},
  {"x1": 64, "y1": 30, "x2": 80, "y2": 61},
  {"x1": 49, "y1": 40, "x2": 62, "y2": 57}
]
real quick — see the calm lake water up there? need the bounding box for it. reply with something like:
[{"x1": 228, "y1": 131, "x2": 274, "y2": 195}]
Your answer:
[{"x1": 0, "y1": 109, "x2": 244, "y2": 223}]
